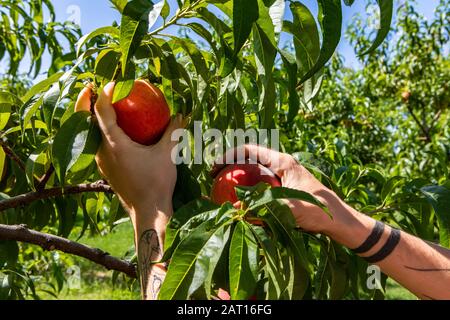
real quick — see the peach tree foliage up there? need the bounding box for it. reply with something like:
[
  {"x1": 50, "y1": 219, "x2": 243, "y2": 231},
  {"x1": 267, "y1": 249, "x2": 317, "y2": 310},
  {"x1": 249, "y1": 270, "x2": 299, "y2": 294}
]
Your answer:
[{"x1": 0, "y1": 0, "x2": 447, "y2": 300}]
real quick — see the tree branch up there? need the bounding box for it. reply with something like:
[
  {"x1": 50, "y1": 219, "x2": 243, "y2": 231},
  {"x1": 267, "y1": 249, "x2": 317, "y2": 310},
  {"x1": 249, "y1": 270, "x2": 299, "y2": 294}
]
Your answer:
[
  {"x1": 0, "y1": 224, "x2": 137, "y2": 278},
  {"x1": 405, "y1": 103, "x2": 431, "y2": 143},
  {"x1": 0, "y1": 140, "x2": 26, "y2": 171},
  {"x1": 36, "y1": 165, "x2": 55, "y2": 191},
  {"x1": 0, "y1": 180, "x2": 113, "y2": 212}
]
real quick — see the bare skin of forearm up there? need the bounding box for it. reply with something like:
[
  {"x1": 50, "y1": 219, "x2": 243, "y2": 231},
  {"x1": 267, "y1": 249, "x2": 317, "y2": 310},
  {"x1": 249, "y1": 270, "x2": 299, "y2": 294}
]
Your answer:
[
  {"x1": 132, "y1": 201, "x2": 172, "y2": 300},
  {"x1": 316, "y1": 189, "x2": 450, "y2": 300}
]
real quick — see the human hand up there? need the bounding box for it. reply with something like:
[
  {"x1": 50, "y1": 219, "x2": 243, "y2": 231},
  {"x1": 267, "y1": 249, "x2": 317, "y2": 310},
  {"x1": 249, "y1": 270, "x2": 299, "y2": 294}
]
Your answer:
[
  {"x1": 211, "y1": 144, "x2": 339, "y2": 234},
  {"x1": 75, "y1": 83, "x2": 184, "y2": 226}
]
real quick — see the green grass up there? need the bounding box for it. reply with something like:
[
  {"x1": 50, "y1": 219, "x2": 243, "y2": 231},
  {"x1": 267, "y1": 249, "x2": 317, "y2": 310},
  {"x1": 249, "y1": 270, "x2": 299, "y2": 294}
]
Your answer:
[
  {"x1": 385, "y1": 279, "x2": 417, "y2": 300},
  {"x1": 43, "y1": 222, "x2": 416, "y2": 300},
  {"x1": 42, "y1": 222, "x2": 140, "y2": 300}
]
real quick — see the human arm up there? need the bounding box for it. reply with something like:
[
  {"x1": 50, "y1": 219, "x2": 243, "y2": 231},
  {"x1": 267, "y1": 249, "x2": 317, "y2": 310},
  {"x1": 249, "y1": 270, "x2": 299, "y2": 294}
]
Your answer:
[
  {"x1": 75, "y1": 83, "x2": 183, "y2": 300},
  {"x1": 213, "y1": 144, "x2": 450, "y2": 300}
]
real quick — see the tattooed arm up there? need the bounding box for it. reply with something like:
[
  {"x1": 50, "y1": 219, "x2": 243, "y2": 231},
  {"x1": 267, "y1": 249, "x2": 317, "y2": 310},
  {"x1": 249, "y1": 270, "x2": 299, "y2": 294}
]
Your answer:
[
  {"x1": 76, "y1": 83, "x2": 184, "y2": 300},
  {"x1": 322, "y1": 199, "x2": 450, "y2": 300},
  {"x1": 134, "y1": 201, "x2": 172, "y2": 300},
  {"x1": 216, "y1": 145, "x2": 450, "y2": 300}
]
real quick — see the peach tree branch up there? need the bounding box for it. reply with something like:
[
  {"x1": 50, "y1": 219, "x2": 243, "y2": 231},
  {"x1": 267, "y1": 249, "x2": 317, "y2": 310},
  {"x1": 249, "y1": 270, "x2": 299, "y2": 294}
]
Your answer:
[
  {"x1": 0, "y1": 180, "x2": 114, "y2": 212},
  {"x1": 0, "y1": 224, "x2": 137, "y2": 278}
]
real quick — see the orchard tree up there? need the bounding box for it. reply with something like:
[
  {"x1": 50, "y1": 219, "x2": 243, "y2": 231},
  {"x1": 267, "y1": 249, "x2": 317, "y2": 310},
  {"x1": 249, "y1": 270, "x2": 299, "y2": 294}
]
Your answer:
[{"x1": 0, "y1": 0, "x2": 448, "y2": 300}]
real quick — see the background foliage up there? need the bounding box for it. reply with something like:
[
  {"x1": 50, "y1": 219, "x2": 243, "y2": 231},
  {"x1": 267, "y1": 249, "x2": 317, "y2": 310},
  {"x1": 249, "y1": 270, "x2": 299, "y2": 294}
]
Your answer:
[{"x1": 0, "y1": 0, "x2": 448, "y2": 300}]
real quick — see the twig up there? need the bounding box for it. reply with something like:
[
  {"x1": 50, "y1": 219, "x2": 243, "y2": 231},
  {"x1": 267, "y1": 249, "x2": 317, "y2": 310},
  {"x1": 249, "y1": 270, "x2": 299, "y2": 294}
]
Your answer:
[
  {"x1": 365, "y1": 206, "x2": 398, "y2": 215},
  {"x1": 405, "y1": 103, "x2": 431, "y2": 143},
  {"x1": 36, "y1": 165, "x2": 55, "y2": 191},
  {"x1": 0, "y1": 180, "x2": 114, "y2": 212},
  {"x1": 0, "y1": 140, "x2": 26, "y2": 171},
  {"x1": 429, "y1": 109, "x2": 443, "y2": 133},
  {"x1": 0, "y1": 224, "x2": 137, "y2": 278},
  {"x1": 148, "y1": 0, "x2": 203, "y2": 36}
]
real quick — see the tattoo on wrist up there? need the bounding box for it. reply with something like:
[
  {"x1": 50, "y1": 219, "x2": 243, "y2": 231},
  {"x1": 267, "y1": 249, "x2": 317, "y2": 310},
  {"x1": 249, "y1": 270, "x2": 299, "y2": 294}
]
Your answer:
[
  {"x1": 350, "y1": 220, "x2": 401, "y2": 264},
  {"x1": 138, "y1": 229, "x2": 163, "y2": 300},
  {"x1": 351, "y1": 220, "x2": 385, "y2": 254},
  {"x1": 364, "y1": 228, "x2": 401, "y2": 264}
]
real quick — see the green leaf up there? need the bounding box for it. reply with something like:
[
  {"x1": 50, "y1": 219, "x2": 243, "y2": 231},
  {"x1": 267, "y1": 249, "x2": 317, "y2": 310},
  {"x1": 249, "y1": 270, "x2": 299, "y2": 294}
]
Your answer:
[
  {"x1": 110, "y1": 0, "x2": 128, "y2": 13},
  {"x1": 159, "y1": 216, "x2": 233, "y2": 300},
  {"x1": 25, "y1": 145, "x2": 49, "y2": 189},
  {"x1": 329, "y1": 242, "x2": 349, "y2": 299},
  {"x1": 164, "y1": 202, "x2": 221, "y2": 261},
  {"x1": 172, "y1": 163, "x2": 202, "y2": 211},
  {"x1": 262, "y1": 201, "x2": 312, "y2": 273},
  {"x1": 52, "y1": 111, "x2": 101, "y2": 185},
  {"x1": 0, "y1": 91, "x2": 22, "y2": 109},
  {"x1": 176, "y1": 38, "x2": 210, "y2": 82},
  {"x1": 19, "y1": 95, "x2": 43, "y2": 133},
  {"x1": 69, "y1": 121, "x2": 102, "y2": 174},
  {"x1": 314, "y1": 239, "x2": 330, "y2": 298},
  {"x1": 119, "y1": 0, "x2": 153, "y2": 76},
  {"x1": 112, "y1": 63, "x2": 136, "y2": 104},
  {"x1": 253, "y1": 15, "x2": 276, "y2": 77},
  {"x1": 0, "y1": 241, "x2": 19, "y2": 268},
  {"x1": 0, "y1": 148, "x2": 5, "y2": 182},
  {"x1": 285, "y1": 2, "x2": 320, "y2": 76},
  {"x1": 150, "y1": 40, "x2": 181, "y2": 80},
  {"x1": 233, "y1": 0, "x2": 259, "y2": 55},
  {"x1": 280, "y1": 50, "x2": 300, "y2": 122},
  {"x1": 161, "y1": 0, "x2": 170, "y2": 20},
  {"x1": 286, "y1": 234, "x2": 310, "y2": 299},
  {"x1": 0, "y1": 92, "x2": 21, "y2": 130},
  {"x1": 360, "y1": 0, "x2": 393, "y2": 55},
  {"x1": 421, "y1": 185, "x2": 450, "y2": 247},
  {"x1": 184, "y1": 22, "x2": 219, "y2": 59},
  {"x1": 248, "y1": 186, "x2": 328, "y2": 213},
  {"x1": 55, "y1": 197, "x2": 78, "y2": 238},
  {"x1": 299, "y1": 0, "x2": 342, "y2": 84},
  {"x1": 76, "y1": 26, "x2": 119, "y2": 56},
  {"x1": 196, "y1": 223, "x2": 232, "y2": 299},
  {"x1": 381, "y1": 176, "x2": 403, "y2": 203},
  {"x1": 21, "y1": 72, "x2": 64, "y2": 103},
  {"x1": 42, "y1": 82, "x2": 60, "y2": 131},
  {"x1": 250, "y1": 225, "x2": 285, "y2": 299},
  {"x1": 166, "y1": 199, "x2": 218, "y2": 244},
  {"x1": 95, "y1": 49, "x2": 120, "y2": 86},
  {"x1": 229, "y1": 221, "x2": 259, "y2": 300}
]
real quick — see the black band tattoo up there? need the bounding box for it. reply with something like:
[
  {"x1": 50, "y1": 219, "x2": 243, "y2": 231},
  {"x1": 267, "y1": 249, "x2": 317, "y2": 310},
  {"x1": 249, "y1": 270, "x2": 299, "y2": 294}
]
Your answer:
[
  {"x1": 351, "y1": 220, "x2": 385, "y2": 254},
  {"x1": 138, "y1": 229, "x2": 162, "y2": 300},
  {"x1": 364, "y1": 228, "x2": 401, "y2": 264}
]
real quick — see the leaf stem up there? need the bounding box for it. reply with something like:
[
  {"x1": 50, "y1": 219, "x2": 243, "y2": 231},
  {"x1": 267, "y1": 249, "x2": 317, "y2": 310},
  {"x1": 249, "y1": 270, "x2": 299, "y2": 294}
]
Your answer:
[{"x1": 148, "y1": 0, "x2": 204, "y2": 36}]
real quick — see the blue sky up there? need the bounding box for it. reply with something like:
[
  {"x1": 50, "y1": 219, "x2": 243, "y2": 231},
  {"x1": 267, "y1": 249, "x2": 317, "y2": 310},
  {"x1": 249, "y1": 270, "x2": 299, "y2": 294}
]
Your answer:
[{"x1": 3, "y1": 0, "x2": 442, "y2": 77}]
